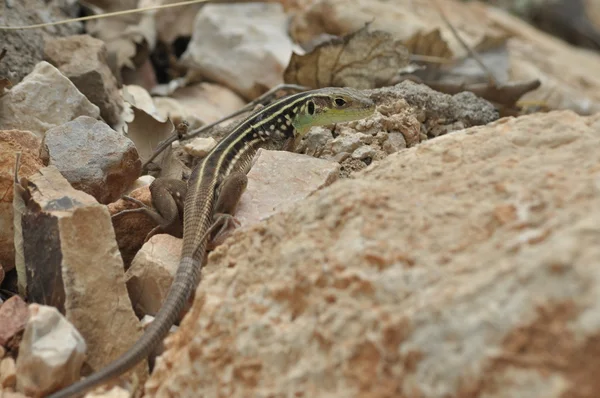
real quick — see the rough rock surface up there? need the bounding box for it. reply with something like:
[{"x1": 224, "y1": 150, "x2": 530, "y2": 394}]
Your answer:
[
  {"x1": 145, "y1": 110, "x2": 600, "y2": 398},
  {"x1": 0, "y1": 62, "x2": 100, "y2": 137},
  {"x1": 0, "y1": 0, "x2": 80, "y2": 84},
  {"x1": 20, "y1": 166, "x2": 146, "y2": 383},
  {"x1": 44, "y1": 35, "x2": 124, "y2": 126},
  {"x1": 297, "y1": 81, "x2": 498, "y2": 177},
  {"x1": 0, "y1": 130, "x2": 43, "y2": 272},
  {"x1": 40, "y1": 116, "x2": 141, "y2": 204}
]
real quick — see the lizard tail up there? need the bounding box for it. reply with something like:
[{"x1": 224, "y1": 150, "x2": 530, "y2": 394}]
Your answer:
[{"x1": 47, "y1": 256, "x2": 201, "y2": 398}]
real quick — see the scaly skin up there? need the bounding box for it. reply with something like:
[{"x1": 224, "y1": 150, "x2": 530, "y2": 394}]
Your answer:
[{"x1": 48, "y1": 87, "x2": 376, "y2": 398}]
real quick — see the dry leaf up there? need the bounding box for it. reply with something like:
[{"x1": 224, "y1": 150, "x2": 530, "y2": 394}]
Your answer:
[
  {"x1": 404, "y1": 28, "x2": 453, "y2": 60},
  {"x1": 126, "y1": 105, "x2": 174, "y2": 165},
  {"x1": 0, "y1": 78, "x2": 11, "y2": 93},
  {"x1": 284, "y1": 25, "x2": 410, "y2": 89},
  {"x1": 115, "y1": 85, "x2": 174, "y2": 167}
]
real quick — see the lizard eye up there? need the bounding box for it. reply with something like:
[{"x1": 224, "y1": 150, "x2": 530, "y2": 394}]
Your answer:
[
  {"x1": 307, "y1": 101, "x2": 315, "y2": 115},
  {"x1": 334, "y1": 97, "x2": 346, "y2": 107}
]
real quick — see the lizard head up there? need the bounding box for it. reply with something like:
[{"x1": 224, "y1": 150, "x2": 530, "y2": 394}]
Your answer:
[{"x1": 291, "y1": 87, "x2": 376, "y2": 137}]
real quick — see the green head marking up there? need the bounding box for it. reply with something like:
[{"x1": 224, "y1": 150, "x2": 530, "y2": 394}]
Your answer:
[{"x1": 292, "y1": 87, "x2": 376, "y2": 137}]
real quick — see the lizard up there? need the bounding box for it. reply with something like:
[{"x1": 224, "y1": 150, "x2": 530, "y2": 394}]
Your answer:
[{"x1": 47, "y1": 86, "x2": 376, "y2": 398}]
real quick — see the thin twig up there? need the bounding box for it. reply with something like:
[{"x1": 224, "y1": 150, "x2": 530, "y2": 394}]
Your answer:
[
  {"x1": 0, "y1": 0, "x2": 213, "y2": 30},
  {"x1": 432, "y1": 0, "x2": 498, "y2": 86},
  {"x1": 141, "y1": 83, "x2": 309, "y2": 172}
]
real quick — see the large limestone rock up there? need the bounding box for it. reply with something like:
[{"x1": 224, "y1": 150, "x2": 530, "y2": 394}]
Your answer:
[{"x1": 145, "y1": 110, "x2": 600, "y2": 397}]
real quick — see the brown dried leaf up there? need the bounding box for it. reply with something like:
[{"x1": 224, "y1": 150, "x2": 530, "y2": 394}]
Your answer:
[
  {"x1": 119, "y1": 86, "x2": 174, "y2": 167},
  {"x1": 404, "y1": 28, "x2": 453, "y2": 60},
  {"x1": 284, "y1": 25, "x2": 410, "y2": 89},
  {"x1": 0, "y1": 78, "x2": 11, "y2": 93}
]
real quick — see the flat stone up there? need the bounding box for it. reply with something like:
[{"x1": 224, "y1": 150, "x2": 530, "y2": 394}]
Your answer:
[
  {"x1": 0, "y1": 296, "x2": 28, "y2": 346},
  {"x1": 40, "y1": 116, "x2": 141, "y2": 204},
  {"x1": 181, "y1": 3, "x2": 292, "y2": 99},
  {"x1": 44, "y1": 35, "x2": 124, "y2": 126},
  {"x1": 0, "y1": 61, "x2": 100, "y2": 138},
  {"x1": 234, "y1": 149, "x2": 341, "y2": 228},
  {"x1": 15, "y1": 304, "x2": 86, "y2": 396}
]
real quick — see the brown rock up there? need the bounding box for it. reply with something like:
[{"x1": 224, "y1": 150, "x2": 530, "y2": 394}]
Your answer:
[
  {"x1": 44, "y1": 35, "x2": 124, "y2": 126},
  {"x1": 145, "y1": 110, "x2": 600, "y2": 398},
  {"x1": 0, "y1": 62, "x2": 100, "y2": 137},
  {"x1": 108, "y1": 185, "x2": 156, "y2": 267},
  {"x1": 0, "y1": 296, "x2": 28, "y2": 346},
  {"x1": 40, "y1": 116, "x2": 141, "y2": 204},
  {"x1": 18, "y1": 166, "x2": 146, "y2": 383},
  {"x1": 0, "y1": 130, "x2": 43, "y2": 273}
]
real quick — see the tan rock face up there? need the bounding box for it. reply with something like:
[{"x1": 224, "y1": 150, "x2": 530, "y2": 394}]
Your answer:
[
  {"x1": 0, "y1": 130, "x2": 43, "y2": 272},
  {"x1": 145, "y1": 110, "x2": 600, "y2": 397},
  {"x1": 20, "y1": 166, "x2": 146, "y2": 383},
  {"x1": 44, "y1": 34, "x2": 124, "y2": 126},
  {"x1": 0, "y1": 61, "x2": 100, "y2": 137}
]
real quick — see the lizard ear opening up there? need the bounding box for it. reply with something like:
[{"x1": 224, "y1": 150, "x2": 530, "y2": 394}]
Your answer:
[{"x1": 307, "y1": 101, "x2": 315, "y2": 115}]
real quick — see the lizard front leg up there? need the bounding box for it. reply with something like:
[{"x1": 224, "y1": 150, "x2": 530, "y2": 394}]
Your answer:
[{"x1": 113, "y1": 178, "x2": 187, "y2": 242}]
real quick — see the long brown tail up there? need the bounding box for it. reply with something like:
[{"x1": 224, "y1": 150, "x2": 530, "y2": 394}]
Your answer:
[{"x1": 47, "y1": 255, "x2": 201, "y2": 398}]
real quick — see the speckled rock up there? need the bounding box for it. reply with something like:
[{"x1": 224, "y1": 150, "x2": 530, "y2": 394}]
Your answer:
[{"x1": 145, "y1": 110, "x2": 600, "y2": 398}]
